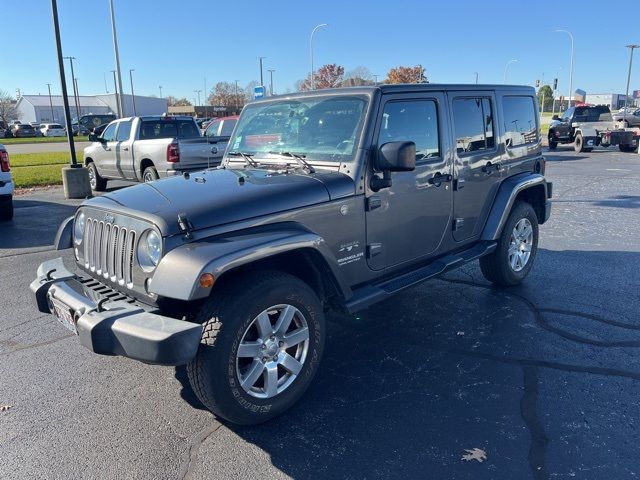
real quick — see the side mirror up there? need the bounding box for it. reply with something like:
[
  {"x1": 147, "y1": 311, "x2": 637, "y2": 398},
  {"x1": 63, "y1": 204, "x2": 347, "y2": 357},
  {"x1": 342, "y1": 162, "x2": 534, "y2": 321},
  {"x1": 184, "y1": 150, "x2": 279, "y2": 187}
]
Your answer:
[
  {"x1": 376, "y1": 141, "x2": 416, "y2": 172},
  {"x1": 552, "y1": 115, "x2": 559, "y2": 120},
  {"x1": 371, "y1": 141, "x2": 416, "y2": 191}
]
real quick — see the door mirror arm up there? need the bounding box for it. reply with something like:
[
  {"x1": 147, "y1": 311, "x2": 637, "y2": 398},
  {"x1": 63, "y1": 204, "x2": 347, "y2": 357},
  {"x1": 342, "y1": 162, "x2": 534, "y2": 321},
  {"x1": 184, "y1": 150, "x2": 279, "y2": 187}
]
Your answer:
[{"x1": 370, "y1": 171, "x2": 392, "y2": 192}]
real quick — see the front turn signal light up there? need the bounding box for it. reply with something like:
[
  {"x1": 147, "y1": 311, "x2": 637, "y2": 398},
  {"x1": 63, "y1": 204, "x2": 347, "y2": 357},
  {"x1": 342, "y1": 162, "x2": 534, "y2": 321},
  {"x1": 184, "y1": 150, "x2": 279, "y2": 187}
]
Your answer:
[{"x1": 199, "y1": 273, "x2": 215, "y2": 288}]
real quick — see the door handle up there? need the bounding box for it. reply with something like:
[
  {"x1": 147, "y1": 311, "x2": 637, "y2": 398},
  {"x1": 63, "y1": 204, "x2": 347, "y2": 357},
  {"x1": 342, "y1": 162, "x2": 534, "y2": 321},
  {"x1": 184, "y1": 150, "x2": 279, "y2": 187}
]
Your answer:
[
  {"x1": 428, "y1": 172, "x2": 452, "y2": 186},
  {"x1": 123, "y1": 146, "x2": 129, "y2": 151},
  {"x1": 105, "y1": 147, "x2": 111, "y2": 151},
  {"x1": 482, "y1": 162, "x2": 501, "y2": 174}
]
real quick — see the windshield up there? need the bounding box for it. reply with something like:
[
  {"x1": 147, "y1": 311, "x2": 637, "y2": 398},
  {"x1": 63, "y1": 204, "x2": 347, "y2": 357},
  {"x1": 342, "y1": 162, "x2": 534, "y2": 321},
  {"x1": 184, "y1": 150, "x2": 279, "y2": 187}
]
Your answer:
[{"x1": 226, "y1": 95, "x2": 368, "y2": 163}]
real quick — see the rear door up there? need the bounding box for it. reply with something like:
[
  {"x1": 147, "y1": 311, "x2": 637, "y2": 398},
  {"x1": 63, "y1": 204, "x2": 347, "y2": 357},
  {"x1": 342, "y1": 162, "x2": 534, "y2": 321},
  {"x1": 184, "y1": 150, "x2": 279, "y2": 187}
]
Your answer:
[
  {"x1": 365, "y1": 92, "x2": 453, "y2": 271},
  {"x1": 449, "y1": 92, "x2": 501, "y2": 242}
]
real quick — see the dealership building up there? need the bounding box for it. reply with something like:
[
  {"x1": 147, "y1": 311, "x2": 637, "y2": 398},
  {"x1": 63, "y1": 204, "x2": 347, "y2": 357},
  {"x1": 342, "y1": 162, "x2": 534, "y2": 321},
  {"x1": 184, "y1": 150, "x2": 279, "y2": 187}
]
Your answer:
[{"x1": 14, "y1": 93, "x2": 168, "y2": 123}]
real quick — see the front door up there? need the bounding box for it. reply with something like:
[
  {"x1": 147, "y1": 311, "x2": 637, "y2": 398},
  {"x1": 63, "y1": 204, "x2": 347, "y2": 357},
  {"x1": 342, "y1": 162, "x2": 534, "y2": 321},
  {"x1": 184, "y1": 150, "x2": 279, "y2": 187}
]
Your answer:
[
  {"x1": 366, "y1": 93, "x2": 453, "y2": 271},
  {"x1": 449, "y1": 92, "x2": 501, "y2": 242},
  {"x1": 94, "y1": 122, "x2": 118, "y2": 178},
  {"x1": 114, "y1": 119, "x2": 135, "y2": 179}
]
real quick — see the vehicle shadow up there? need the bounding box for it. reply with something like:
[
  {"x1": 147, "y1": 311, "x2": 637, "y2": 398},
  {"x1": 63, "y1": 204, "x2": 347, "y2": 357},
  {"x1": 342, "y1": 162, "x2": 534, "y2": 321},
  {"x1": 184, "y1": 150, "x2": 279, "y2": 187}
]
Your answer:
[
  {"x1": 173, "y1": 248, "x2": 640, "y2": 479},
  {"x1": 0, "y1": 198, "x2": 77, "y2": 250}
]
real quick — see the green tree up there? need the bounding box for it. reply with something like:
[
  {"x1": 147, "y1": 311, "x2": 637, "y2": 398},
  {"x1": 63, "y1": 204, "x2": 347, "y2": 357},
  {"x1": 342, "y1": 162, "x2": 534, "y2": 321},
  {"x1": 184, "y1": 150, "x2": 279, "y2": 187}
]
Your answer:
[{"x1": 537, "y1": 85, "x2": 554, "y2": 112}]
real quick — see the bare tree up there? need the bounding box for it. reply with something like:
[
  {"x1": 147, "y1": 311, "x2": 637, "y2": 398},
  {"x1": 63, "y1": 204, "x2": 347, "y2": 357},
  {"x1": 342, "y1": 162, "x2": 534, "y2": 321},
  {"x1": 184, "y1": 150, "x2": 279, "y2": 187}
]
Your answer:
[
  {"x1": 343, "y1": 66, "x2": 374, "y2": 85},
  {"x1": 0, "y1": 89, "x2": 17, "y2": 127}
]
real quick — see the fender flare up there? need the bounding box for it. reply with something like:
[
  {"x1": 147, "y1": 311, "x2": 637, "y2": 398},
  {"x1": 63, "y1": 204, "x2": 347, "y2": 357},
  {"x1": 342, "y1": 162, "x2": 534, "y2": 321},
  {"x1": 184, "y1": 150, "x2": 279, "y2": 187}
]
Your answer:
[
  {"x1": 150, "y1": 224, "x2": 350, "y2": 301},
  {"x1": 55, "y1": 216, "x2": 74, "y2": 250},
  {"x1": 481, "y1": 173, "x2": 550, "y2": 241}
]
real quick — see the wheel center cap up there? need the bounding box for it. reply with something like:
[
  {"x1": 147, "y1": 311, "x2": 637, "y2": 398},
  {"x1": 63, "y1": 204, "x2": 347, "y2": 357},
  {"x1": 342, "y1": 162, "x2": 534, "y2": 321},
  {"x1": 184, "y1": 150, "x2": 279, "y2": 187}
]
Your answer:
[{"x1": 264, "y1": 340, "x2": 278, "y2": 356}]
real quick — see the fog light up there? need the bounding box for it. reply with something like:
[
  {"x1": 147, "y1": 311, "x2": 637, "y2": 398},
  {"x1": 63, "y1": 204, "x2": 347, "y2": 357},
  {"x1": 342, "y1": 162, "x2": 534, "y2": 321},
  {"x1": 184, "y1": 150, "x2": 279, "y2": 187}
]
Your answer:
[{"x1": 199, "y1": 273, "x2": 215, "y2": 288}]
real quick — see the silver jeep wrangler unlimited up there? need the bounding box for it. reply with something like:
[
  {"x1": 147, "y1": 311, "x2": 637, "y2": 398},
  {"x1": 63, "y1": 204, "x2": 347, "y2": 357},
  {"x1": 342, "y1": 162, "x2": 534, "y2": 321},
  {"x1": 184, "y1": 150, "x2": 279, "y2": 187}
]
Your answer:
[{"x1": 32, "y1": 85, "x2": 552, "y2": 425}]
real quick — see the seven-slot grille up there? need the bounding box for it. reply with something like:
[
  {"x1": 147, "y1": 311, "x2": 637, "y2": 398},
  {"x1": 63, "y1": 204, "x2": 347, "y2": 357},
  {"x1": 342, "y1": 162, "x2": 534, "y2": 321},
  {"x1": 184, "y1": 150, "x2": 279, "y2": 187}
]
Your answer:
[{"x1": 83, "y1": 218, "x2": 136, "y2": 288}]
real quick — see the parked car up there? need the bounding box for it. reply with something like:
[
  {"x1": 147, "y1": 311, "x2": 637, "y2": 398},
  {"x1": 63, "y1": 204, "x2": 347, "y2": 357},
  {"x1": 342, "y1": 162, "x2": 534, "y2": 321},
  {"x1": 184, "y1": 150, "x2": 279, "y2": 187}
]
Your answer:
[
  {"x1": 32, "y1": 84, "x2": 552, "y2": 425},
  {"x1": 83, "y1": 115, "x2": 220, "y2": 191},
  {"x1": 203, "y1": 115, "x2": 238, "y2": 157},
  {"x1": 548, "y1": 105, "x2": 639, "y2": 152},
  {"x1": 90, "y1": 122, "x2": 109, "y2": 136},
  {"x1": 11, "y1": 123, "x2": 37, "y2": 137},
  {"x1": 40, "y1": 123, "x2": 66, "y2": 137},
  {"x1": 612, "y1": 107, "x2": 640, "y2": 127},
  {"x1": 0, "y1": 144, "x2": 13, "y2": 221}
]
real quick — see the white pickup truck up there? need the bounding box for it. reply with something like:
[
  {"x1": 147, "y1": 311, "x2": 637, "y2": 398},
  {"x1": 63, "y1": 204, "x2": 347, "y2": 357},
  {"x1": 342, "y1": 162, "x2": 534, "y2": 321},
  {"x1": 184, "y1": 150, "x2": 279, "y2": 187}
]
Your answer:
[{"x1": 84, "y1": 116, "x2": 227, "y2": 191}]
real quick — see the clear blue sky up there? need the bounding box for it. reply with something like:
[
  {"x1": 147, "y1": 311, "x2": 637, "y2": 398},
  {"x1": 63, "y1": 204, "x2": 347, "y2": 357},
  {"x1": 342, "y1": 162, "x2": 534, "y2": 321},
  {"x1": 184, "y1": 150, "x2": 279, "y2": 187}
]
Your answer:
[{"x1": 1, "y1": 0, "x2": 638, "y2": 101}]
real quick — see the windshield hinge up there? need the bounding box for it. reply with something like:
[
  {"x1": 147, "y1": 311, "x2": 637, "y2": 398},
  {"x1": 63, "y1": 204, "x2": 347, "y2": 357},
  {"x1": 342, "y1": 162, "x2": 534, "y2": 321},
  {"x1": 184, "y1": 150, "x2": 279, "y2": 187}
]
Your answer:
[{"x1": 177, "y1": 213, "x2": 194, "y2": 240}]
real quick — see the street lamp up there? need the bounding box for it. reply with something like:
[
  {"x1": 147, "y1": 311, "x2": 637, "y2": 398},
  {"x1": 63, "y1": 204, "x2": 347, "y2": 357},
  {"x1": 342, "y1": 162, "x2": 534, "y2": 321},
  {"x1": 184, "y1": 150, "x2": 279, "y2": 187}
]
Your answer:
[
  {"x1": 373, "y1": 74, "x2": 379, "y2": 85},
  {"x1": 503, "y1": 59, "x2": 518, "y2": 83},
  {"x1": 63, "y1": 56, "x2": 80, "y2": 127},
  {"x1": 158, "y1": 85, "x2": 163, "y2": 98},
  {"x1": 109, "y1": 0, "x2": 125, "y2": 117},
  {"x1": 46, "y1": 83, "x2": 55, "y2": 121},
  {"x1": 111, "y1": 70, "x2": 119, "y2": 115},
  {"x1": 474, "y1": 72, "x2": 479, "y2": 84},
  {"x1": 267, "y1": 69, "x2": 275, "y2": 95},
  {"x1": 554, "y1": 29, "x2": 574, "y2": 109},
  {"x1": 129, "y1": 69, "x2": 136, "y2": 116},
  {"x1": 624, "y1": 44, "x2": 639, "y2": 114},
  {"x1": 310, "y1": 23, "x2": 328, "y2": 90}
]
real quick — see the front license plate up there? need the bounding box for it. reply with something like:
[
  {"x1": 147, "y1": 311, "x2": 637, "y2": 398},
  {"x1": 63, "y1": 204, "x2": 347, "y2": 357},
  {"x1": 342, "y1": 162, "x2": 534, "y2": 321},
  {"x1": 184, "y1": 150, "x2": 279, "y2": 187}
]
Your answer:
[{"x1": 50, "y1": 296, "x2": 78, "y2": 335}]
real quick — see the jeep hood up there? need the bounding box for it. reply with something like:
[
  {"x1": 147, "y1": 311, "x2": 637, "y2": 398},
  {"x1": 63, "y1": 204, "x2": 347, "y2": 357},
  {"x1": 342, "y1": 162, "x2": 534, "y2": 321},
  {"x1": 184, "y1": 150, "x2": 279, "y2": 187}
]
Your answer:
[{"x1": 85, "y1": 168, "x2": 354, "y2": 236}]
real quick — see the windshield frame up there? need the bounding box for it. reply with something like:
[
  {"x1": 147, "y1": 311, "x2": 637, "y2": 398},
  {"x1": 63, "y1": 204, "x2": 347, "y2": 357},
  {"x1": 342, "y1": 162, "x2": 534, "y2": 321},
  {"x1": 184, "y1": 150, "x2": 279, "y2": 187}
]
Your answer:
[{"x1": 223, "y1": 92, "x2": 371, "y2": 170}]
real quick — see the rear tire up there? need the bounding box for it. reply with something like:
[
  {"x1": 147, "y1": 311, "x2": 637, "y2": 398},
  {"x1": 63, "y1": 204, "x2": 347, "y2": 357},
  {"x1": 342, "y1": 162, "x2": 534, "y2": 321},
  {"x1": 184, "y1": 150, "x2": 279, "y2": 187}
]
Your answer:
[
  {"x1": 574, "y1": 133, "x2": 585, "y2": 152},
  {"x1": 480, "y1": 201, "x2": 539, "y2": 287},
  {"x1": 187, "y1": 271, "x2": 326, "y2": 425},
  {"x1": 142, "y1": 166, "x2": 159, "y2": 183},
  {"x1": 87, "y1": 162, "x2": 107, "y2": 192},
  {"x1": 619, "y1": 144, "x2": 637, "y2": 153},
  {"x1": 0, "y1": 195, "x2": 14, "y2": 221}
]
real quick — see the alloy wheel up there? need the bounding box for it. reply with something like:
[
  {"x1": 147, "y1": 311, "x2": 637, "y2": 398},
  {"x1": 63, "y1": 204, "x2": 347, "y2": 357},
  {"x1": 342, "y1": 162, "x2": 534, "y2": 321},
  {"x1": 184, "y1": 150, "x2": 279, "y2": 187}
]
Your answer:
[{"x1": 508, "y1": 218, "x2": 533, "y2": 272}]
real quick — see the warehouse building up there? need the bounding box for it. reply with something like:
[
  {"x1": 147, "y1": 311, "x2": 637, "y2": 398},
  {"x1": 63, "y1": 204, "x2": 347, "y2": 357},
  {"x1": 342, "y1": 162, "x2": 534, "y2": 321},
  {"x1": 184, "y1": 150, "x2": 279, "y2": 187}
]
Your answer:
[{"x1": 14, "y1": 93, "x2": 168, "y2": 123}]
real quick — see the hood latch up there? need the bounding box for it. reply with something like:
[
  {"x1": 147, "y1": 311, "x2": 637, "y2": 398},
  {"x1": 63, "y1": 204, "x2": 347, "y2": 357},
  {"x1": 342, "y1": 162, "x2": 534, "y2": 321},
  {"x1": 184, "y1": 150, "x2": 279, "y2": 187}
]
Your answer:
[{"x1": 177, "y1": 213, "x2": 194, "y2": 240}]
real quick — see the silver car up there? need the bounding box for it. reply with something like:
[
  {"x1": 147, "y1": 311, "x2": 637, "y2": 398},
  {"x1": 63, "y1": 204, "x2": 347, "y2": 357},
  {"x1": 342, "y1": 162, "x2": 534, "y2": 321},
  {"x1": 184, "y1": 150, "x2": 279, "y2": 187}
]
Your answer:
[{"x1": 612, "y1": 107, "x2": 640, "y2": 127}]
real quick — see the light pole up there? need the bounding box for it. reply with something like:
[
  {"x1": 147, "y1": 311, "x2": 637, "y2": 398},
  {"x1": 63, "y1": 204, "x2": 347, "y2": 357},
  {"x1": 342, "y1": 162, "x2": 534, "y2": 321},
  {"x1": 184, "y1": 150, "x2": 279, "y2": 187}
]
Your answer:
[
  {"x1": 235, "y1": 80, "x2": 240, "y2": 112},
  {"x1": 50, "y1": 0, "x2": 91, "y2": 199},
  {"x1": 258, "y1": 57, "x2": 266, "y2": 87},
  {"x1": 624, "y1": 44, "x2": 639, "y2": 114},
  {"x1": 474, "y1": 72, "x2": 479, "y2": 84},
  {"x1": 554, "y1": 29, "x2": 574, "y2": 109},
  {"x1": 159, "y1": 85, "x2": 163, "y2": 98},
  {"x1": 373, "y1": 74, "x2": 379, "y2": 85},
  {"x1": 129, "y1": 69, "x2": 136, "y2": 116},
  {"x1": 111, "y1": 70, "x2": 119, "y2": 116},
  {"x1": 310, "y1": 23, "x2": 328, "y2": 90},
  {"x1": 74, "y1": 77, "x2": 80, "y2": 117},
  {"x1": 109, "y1": 0, "x2": 125, "y2": 117},
  {"x1": 194, "y1": 90, "x2": 202, "y2": 117},
  {"x1": 46, "y1": 83, "x2": 55, "y2": 121},
  {"x1": 267, "y1": 69, "x2": 275, "y2": 95},
  {"x1": 503, "y1": 59, "x2": 518, "y2": 83},
  {"x1": 63, "y1": 57, "x2": 80, "y2": 127},
  {"x1": 103, "y1": 72, "x2": 109, "y2": 93}
]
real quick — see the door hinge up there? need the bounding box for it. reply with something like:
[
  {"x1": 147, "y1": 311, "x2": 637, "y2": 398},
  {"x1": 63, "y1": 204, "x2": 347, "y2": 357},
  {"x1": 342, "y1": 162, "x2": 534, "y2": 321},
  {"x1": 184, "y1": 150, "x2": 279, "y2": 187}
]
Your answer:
[
  {"x1": 367, "y1": 243, "x2": 383, "y2": 258},
  {"x1": 453, "y1": 218, "x2": 465, "y2": 231},
  {"x1": 366, "y1": 196, "x2": 382, "y2": 211}
]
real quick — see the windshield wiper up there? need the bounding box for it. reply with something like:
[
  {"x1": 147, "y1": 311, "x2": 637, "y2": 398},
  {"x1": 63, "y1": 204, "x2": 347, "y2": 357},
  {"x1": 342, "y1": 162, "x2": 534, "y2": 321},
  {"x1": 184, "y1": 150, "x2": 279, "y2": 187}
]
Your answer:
[
  {"x1": 227, "y1": 151, "x2": 259, "y2": 168},
  {"x1": 268, "y1": 151, "x2": 316, "y2": 174}
]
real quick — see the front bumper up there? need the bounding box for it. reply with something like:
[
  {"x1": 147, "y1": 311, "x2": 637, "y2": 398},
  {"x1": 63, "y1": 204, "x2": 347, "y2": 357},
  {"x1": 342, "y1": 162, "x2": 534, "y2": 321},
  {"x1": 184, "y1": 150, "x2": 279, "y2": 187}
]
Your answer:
[{"x1": 30, "y1": 258, "x2": 202, "y2": 366}]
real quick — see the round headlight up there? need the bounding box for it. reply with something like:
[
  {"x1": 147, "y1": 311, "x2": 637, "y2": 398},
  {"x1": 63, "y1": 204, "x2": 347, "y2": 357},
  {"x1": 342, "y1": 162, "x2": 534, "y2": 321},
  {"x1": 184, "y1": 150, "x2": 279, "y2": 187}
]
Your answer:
[
  {"x1": 137, "y1": 229, "x2": 162, "y2": 271},
  {"x1": 74, "y1": 211, "x2": 85, "y2": 244}
]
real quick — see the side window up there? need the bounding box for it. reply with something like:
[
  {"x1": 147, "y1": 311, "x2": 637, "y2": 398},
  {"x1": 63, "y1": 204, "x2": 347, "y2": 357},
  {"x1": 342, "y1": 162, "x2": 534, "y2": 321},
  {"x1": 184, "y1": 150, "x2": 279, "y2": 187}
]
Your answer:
[
  {"x1": 102, "y1": 123, "x2": 117, "y2": 142},
  {"x1": 178, "y1": 121, "x2": 200, "y2": 138},
  {"x1": 206, "y1": 121, "x2": 221, "y2": 138},
  {"x1": 502, "y1": 96, "x2": 538, "y2": 147},
  {"x1": 379, "y1": 100, "x2": 440, "y2": 160},
  {"x1": 561, "y1": 107, "x2": 573, "y2": 122},
  {"x1": 220, "y1": 119, "x2": 236, "y2": 137},
  {"x1": 452, "y1": 97, "x2": 495, "y2": 154},
  {"x1": 115, "y1": 120, "x2": 132, "y2": 142}
]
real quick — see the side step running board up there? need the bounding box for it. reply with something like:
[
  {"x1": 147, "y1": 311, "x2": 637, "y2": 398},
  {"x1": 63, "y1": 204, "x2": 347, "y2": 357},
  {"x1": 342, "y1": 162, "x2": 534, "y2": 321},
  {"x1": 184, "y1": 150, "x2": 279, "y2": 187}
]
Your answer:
[{"x1": 345, "y1": 241, "x2": 497, "y2": 313}]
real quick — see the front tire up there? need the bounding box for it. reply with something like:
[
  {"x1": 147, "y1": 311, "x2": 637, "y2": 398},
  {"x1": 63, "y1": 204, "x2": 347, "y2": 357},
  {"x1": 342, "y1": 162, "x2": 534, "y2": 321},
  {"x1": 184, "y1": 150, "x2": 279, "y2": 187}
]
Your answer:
[
  {"x1": 187, "y1": 271, "x2": 326, "y2": 425},
  {"x1": 480, "y1": 201, "x2": 539, "y2": 286},
  {"x1": 574, "y1": 133, "x2": 585, "y2": 152},
  {"x1": 86, "y1": 162, "x2": 107, "y2": 191},
  {"x1": 548, "y1": 135, "x2": 558, "y2": 150}
]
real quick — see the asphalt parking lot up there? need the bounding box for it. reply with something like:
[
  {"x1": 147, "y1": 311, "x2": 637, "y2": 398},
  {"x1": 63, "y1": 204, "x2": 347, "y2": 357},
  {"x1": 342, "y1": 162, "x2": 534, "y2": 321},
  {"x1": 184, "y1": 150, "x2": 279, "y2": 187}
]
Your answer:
[{"x1": 1, "y1": 148, "x2": 639, "y2": 480}]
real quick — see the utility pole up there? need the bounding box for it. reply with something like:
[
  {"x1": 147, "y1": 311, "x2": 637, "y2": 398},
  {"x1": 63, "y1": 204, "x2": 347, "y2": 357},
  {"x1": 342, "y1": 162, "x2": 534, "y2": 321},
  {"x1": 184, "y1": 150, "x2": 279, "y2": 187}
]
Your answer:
[
  {"x1": 109, "y1": 0, "x2": 125, "y2": 117},
  {"x1": 267, "y1": 69, "x2": 275, "y2": 95},
  {"x1": 235, "y1": 80, "x2": 239, "y2": 112},
  {"x1": 554, "y1": 30, "x2": 574, "y2": 109},
  {"x1": 74, "y1": 77, "x2": 80, "y2": 117},
  {"x1": 129, "y1": 69, "x2": 136, "y2": 116},
  {"x1": 624, "y1": 45, "x2": 639, "y2": 114},
  {"x1": 159, "y1": 85, "x2": 163, "y2": 98},
  {"x1": 258, "y1": 56, "x2": 266, "y2": 86},
  {"x1": 50, "y1": 0, "x2": 90, "y2": 198},
  {"x1": 373, "y1": 74, "x2": 379, "y2": 85},
  {"x1": 474, "y1": 72, "x2": 479, "y2": 84},
  {"x1": 63, "y1": 57, "x2": 80, "y2": 129},
  {"x1": 103, "y1": 72, "x2": 109, "y2": 93},
  {"x1": 46, "y1": 83, "x2": 55, "y2": 121},
  {"x1": 111, "y1": 70, "x2": 120, "y2": 117}
]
